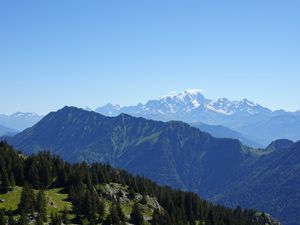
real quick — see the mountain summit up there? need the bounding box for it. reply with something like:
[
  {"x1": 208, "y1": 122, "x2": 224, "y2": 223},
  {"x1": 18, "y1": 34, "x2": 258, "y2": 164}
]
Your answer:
[
  {"x1": 96, "y1": 89, "x2": 300, "y2": 146},
  {"x1": 96, "y1": 89, "x2": 270, "y2": 118},
  {"x1": 10, "y1": 106, "x2": 253, "y2": 195}
]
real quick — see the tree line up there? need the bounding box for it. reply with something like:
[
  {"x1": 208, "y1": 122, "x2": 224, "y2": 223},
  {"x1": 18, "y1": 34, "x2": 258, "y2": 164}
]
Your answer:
[{"x1": 0, "y1": 141, "x2": 272, "y2": 225}]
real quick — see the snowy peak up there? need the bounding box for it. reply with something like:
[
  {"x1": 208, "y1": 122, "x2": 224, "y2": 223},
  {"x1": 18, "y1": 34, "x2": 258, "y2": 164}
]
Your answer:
[
  {"x1": 207, "y1": 98, "x2": 233, "y2": 115},
  {"x1": 95, "y1": 89, "x2": 273, "y2": 119},
  {"x1": 156, "y1": 89, "x2": 207, "y2": 113},
  {"x1": 207, "y1": 98, "x2": 272, "y2": 115},
  {"x1": 160, "y1": 89, "x2": 204, "y2": 99}
]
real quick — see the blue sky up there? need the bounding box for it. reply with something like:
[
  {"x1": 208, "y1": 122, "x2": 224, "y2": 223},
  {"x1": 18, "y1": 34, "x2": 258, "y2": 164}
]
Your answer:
[{"x1": 0, "y1": 0, "x2": 299, "y2": 114}]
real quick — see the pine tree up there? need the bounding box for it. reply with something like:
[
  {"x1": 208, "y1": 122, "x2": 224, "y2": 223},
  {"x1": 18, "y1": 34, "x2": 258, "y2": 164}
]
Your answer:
[
  {"x1": 0, "y1": 209, "x2": 7, "y2": 225},
  {"x1": 97, "y1": 197, "x2": 105, "y2": 222},
  {"x1": 35, "y1": 215, "x2": 43, "y2": 225},
  {"x1": 50, "y1": 213, "x2": 62, "y2": 225},
  {"x1": 9, "y1": 172, "x2": 16, "y2": 188},
  {"x1": 18, "y1": 183, "x2": 35, "y2": 214},
  {"x1": 116, "y1": 200, "x2": 125, "y2": 223},
  {"x1": 110, "y1": 203, "x2": 120, "y2": 225},
  {"x1": 103, "y1": 214, "x2": 113, "y2": 225},
  {"x1": 0, "y1": 168, "x2": 11, "y2": 193},
  {"x1": 36, "y1": 190, "x2": 47, "y2": 222},
  {"x1": 88, "y1": 218, "x2": 96, "y2": 225},
  {"x1": 151, "y1": 208, "x2": 161, "y2": 225},
  {"x1": 83, "y1": 189, "x2": 95, "y2": 220},
  {"x1": 27, "y1": 163, "x2": 40, "y2": 188},
  {"x1": 8, "y1": 212, "x2": 15, "y2": 225},
  {"x1": 140, "y1": 194, "x2": 147, "y2": 204},
  {"x1": 128, "y1": 186, "x2": 135, "y2": 199},
  {"x1": 130, "y1": 203, "x2": 144, "y2": 225},
  {"x1": 207, "y1": 209, "x2": 215, "y2": 225},
  {"x1": 18, "y1": 213, "x2": 29, "y2": 225},
  {"x1": 62, "y1": 205, "x2": 69, "y2": 224}
]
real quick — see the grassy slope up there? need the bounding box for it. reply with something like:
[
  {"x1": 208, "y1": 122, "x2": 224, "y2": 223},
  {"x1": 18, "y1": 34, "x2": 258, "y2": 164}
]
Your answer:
[
  {"x1": 0, "y1": 184, "x2": 156, "y2": 224},
  {"x1": 0, "y1": 187, "x2": 72, "y2": 214},
  {"x1": 0, "y1": 186, "x2": 22, "y2": 211}
]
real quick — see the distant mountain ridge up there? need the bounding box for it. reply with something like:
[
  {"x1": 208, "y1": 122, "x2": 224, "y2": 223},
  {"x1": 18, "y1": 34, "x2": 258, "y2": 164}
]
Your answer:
[
  {"x1": 3, "y1": 89, "x2": 299, "y2": 146},
  {"x1": 0, "y1": 112, "x2": 43, "y2": 131},
  {"x1": 9, "y1": 106, "x2": 253, "y2": 195},
  {"x1": 0, "y1": 124, "x2": 18, "y2": 136},
  {"x1": 214, "y1": 139, "x2": 300, "y2": 225},
  {"x1": 7, "y1": 106, "x2": 300, "y2": 225},
  {"x1": 96, "y1": 89, "x2": 300, "y2": 146},
  {"x1": 191, "y1": 122, "x2": 263, "y2": 148},
  {"x1": 96, "y1": 89, "x2": 272, "y2": 118}
]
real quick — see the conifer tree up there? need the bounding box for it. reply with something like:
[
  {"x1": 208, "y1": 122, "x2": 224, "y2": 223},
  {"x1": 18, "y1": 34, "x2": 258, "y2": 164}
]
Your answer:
[
  {"x1": 83, "y1": 188, "x2": 96, "y2": 220},
  {"x1": 8, "y1": 211, "x2": 15, "y2": 225},
  {"x1": 116, "y1": 200, "x2": 125, "y2": 223},
  {"x1": 0, "y1": 209, "x2": 6, "y2": 225},
  {"x1": 151, "y1": 208, "x2": 161, "y2": 225},
  {"x1": 128, "y1": 186, "x2": 135, "y2": 200},
  {"x1": 110, "y1": 202, "x2": 121, "y2": 225},
  {"x1": 130, "y1": 203, "x2": 144, "y2": 225},
  {"x1": 18, "y1": 212, "x2": 29, "y2": 225},
  {"x1": 62, "y1": 205, "x2": 69, "y2": 225},
  {"x1": 18, "y1": 183, "x2": 35, "y2": 214},
  {"x1": 103, "y1": 214, "x2": 112, "y2": 225},
  {"x1": 9, "y1": 172, "x2": 15, "y2": 189},
  {"x1": 140, "y1": 194, "x2": 147, "y2": 204},
  {"x1": 88, "y1": 218, "x2": 96, "y2": 225},
  {"x1": 50, "y1": 213, "x2": 62, "y2": 225},
  {"x1": 35, "y1": 215, "x2": 43, "y2": 225},
  {"x1": 0, "y1": 168, "x2": 11, "y2": 193},
  {"x1": 36, "y1": 189, "x2": 47, "y2": 222},
  {"x1": 97, "y1": 197, "x2": 105, "y2": 222},
  {"x1": 27, "y1": 163, "x2": 40, "y2": 188}
]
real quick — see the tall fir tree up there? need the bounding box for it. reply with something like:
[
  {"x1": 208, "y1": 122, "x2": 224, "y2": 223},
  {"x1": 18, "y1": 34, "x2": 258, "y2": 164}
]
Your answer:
[
  {"x1": 116, "y1": 200, "x2": 125, "y2": 223},
  {"x1": 130, "y1": 203, "x2": 144, "y2": 225},
  {"x1": 7, "y1": 211, "x2": 15, "y2": 225},
  {"x1": 18, "y1": 183, "x2": 35, "y2": 214},
  {"x1": 62, "y1": 205, "x2": 69, "y2": 225},
  {"x1": 36, "y1": 189, "x2": 47, "y2": 222},
  {"x1": 35, "y1": 215, "x2": 43, "y2": 225},
  {"x1": 110, "y1": 202, "x2": 121, "y2": 225},
  {"x1": 18, "y1": 213, "x2": 29, "y2": 225},
  {"x1": 0, "y1": 209, "x2": 7, "y2": 225},
  {"x1": 0, "y1": 168, "x2": 11, "y2": 193},
  {"x1": 50, "y1": 213, "x2": 62, "y2": 225}
]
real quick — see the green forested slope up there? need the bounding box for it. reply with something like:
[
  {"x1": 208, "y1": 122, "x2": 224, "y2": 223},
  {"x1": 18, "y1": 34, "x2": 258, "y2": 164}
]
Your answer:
[{"x1": 0, "y1": 141, "x2": 279, "y2": 225}]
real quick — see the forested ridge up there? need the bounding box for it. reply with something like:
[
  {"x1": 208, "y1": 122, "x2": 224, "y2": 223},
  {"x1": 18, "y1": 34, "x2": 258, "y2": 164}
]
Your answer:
[{"x1": 0, "y1": 141, "x2": 278, "y2": 225}]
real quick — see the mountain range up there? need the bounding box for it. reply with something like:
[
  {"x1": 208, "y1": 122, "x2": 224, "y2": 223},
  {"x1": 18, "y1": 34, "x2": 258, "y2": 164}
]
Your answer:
[
  {"x1": 96, "y1": 89, "x2": 300, "y2": 146},
  {"x1": 0, "y1": 112, "x2": 43, "y2": 131},
  {"x1": 2, "y1": 89, "x2": 299, "y2": 148},
  {"x1": 6, "y1": 106, "x2": 300, "y2": 225},
  {"x1": 214, "y1": 139, "x2": 300, "y2": 225},
  {"x1": 0, "y1": 141, "x2": 280, "y2": 225}
]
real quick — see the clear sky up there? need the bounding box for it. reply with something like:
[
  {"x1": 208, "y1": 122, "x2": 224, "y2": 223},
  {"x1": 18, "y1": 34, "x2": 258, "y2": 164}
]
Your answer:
[{"x1": 0, "y1": 0, "x2": 299, "y2": 115}]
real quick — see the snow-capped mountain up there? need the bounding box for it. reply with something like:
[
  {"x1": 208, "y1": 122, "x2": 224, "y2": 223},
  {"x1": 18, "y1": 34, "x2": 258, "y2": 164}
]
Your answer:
[
  {"x1": 95, "y1": 89, "x2": 300, "y2": 146},
  {"x1": 207, "y1": 98, "x2": 272, "y2": 116},
  {"x1": 96, "y1": 89, "x2": 272, "y2": 119}
]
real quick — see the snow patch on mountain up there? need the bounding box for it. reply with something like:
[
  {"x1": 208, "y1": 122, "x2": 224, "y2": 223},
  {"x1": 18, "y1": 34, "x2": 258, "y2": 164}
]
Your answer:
[{"x1": 95, "y1": 89, "x2": 272, "y2": 119}]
